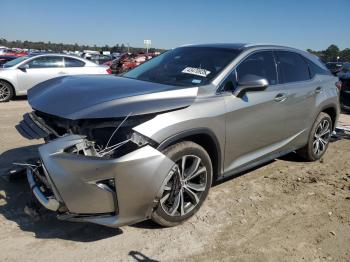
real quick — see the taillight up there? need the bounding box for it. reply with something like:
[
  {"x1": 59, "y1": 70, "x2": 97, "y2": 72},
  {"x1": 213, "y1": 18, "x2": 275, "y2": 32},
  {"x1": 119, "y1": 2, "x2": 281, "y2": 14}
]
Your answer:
[
  {"x1": 106, "y1": 68, "x2": 112, "y2": 74},
  {"x1": 335, "y1": 81, "x2": 342, "y2": 91}
]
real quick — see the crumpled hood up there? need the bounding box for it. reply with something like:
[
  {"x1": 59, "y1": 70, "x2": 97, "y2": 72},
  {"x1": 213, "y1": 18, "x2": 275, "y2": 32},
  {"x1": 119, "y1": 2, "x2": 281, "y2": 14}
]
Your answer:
[{"x1": 28, "y1": 75, "x2": 198, "y2": 120}]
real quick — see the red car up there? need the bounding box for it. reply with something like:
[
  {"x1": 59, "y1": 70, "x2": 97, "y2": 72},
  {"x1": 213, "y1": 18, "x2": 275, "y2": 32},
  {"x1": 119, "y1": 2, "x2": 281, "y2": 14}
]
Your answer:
[
  {"x1": 0, "y1": 49, "x2": 28, "y2": 57},
  {"x1": 0, "y1": 49, "x2": 27, "y2": 57},
  {"x1": 106, "y1": 53, "x2": 156, "y2": 74}
]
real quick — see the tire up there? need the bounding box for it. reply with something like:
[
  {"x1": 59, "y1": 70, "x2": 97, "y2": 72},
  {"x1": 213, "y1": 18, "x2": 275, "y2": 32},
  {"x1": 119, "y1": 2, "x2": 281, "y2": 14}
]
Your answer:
[
  {"x1": 297, "y1": 112, "x2": 332, "y2": 161},
  {"x1": 152, "y1": 141, "x2": 213, "y2": 227},
  {"x1": 0, "y1": 81, "x2": 14, "y2": 102}
]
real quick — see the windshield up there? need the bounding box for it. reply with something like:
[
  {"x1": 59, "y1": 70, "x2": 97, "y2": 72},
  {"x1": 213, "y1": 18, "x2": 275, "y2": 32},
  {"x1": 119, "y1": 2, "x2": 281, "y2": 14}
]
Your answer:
[
  {"x1": 3, "y1": 56, "x2": 29, "y2": 68},
  {"x1": 123, "y1": 47, "x2": 241, "y2": 86}
]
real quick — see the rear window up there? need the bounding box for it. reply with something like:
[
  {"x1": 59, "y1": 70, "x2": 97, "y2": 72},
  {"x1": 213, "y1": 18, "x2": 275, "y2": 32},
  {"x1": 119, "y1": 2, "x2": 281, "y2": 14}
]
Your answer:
[
  {"x1": 64, "y1": 57, "x2": 85, "y2": 67},
  {"x1": 276, "y1": 51, "x2": 310, "y2": 83}
]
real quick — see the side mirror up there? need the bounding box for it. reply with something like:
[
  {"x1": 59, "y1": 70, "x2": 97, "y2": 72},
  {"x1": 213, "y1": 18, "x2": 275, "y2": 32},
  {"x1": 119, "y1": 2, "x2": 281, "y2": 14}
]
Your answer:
[
  {"x1": 233, "y1": 74, "x2": 268, "y2": 97},
  {"x1": 18, "y1": 64, "x2": 29, "y2": 71}
]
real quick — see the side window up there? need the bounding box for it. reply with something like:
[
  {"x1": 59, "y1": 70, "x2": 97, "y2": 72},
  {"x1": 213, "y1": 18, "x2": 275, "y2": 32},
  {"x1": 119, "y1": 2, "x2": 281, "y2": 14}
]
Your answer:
[
  {"x1": 65, "y1": 57, "x2": 85, "y2": 67},
  {"x1": 26, "y1": 56, "x2": 64, "y2": 69},
  {"x1": 305, "y1": 58, "x2": 332, "y2": 77},
  {"x1": 276, "y1": 51, "x2": 310, "y2": 83},
  {"x1": 236, "y1": 51, "x2": 277, "y2": 85}
]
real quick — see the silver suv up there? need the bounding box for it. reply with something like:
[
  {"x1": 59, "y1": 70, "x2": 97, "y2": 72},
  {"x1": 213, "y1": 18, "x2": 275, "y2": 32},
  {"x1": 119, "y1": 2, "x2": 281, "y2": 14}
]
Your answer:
[{"x1": 17, "y1": 44, "x2": 339, "y2": 228}]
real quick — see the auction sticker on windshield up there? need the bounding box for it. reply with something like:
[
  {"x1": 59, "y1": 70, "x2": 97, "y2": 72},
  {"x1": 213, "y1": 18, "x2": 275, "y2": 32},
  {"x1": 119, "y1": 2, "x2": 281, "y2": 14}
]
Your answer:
[{"x1": 182, "y1": 67, "x2": 211, "y2": 77}]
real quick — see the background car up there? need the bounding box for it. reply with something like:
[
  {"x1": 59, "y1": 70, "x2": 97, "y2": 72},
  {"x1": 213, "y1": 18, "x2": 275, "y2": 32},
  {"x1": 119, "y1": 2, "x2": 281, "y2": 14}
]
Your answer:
[
  {"x1": 0, "y1": 56, "x2": 17, "y2": 67},
  {"x1": 0, "y1": 54, "x2": 111, "y2": 102},
  {"x1": 107, "y1": 53, "x2": 154, "y2": 74},
  {"x1": 107, "y1": 53, "x2": 134, "y2": 74},
  {"x1": 90, "y1": 54, "x2": 114, "y2": 65},
  {"x1": 326, "y1": 62, "x2": 343, "y2": 76},
  {"x1": 0, "y1": 48, "x2": 27, "y2": 57},
  {"x1": 338, "y1": 62, "x2": 350, "y2": 111}
]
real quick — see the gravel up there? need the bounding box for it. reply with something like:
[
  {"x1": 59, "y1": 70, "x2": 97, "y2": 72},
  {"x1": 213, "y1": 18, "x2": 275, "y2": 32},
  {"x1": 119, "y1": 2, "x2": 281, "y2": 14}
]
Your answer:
[{"x1": 0, "y1": 99, "x2": 349, "y2": 262}]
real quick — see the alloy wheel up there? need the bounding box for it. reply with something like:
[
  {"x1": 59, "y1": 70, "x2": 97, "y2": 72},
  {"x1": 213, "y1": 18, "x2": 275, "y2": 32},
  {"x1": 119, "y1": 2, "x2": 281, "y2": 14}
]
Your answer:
[
  {"x1": 0, "y1": 82, "x2": 11, "y2": 101},
  {"x1": 313, "y1": 119, "x2": 331, "y2": 156},
  {"x1": 160, "y1": 155, "x2": 208, "y2": 217}
]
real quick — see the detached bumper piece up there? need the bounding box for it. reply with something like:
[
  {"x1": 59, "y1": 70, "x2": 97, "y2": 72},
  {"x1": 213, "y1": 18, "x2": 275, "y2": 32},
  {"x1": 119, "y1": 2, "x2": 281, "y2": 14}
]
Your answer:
[
  {"x1": 27, "y1": 167, "x2": 60, "y2": 211},
  {"x1": 31, "y1": 134, "x2": 175, "y2": 228},
  {"x1": 16, "y1": 112, "x2": 55, "y2": 140}
]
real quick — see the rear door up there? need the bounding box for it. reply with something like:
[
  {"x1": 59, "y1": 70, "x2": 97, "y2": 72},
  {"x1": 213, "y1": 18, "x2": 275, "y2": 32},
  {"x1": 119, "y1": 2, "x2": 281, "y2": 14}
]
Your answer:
[
  {"x1": 223, "y1": 50, "x2": 289, "y2": 173},
  {"x1": 275, "y1": 51, "x2": 317, "y2": 141},
  {"x1": 17, "y1": 56, "x2": 65, "y2": 92}
]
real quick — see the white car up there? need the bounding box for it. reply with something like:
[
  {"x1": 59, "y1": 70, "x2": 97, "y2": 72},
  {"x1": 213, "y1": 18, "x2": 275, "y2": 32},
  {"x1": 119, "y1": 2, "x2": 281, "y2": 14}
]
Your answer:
[{"x1": 0, "y1": 54, "x2": 111, "y2": 102}]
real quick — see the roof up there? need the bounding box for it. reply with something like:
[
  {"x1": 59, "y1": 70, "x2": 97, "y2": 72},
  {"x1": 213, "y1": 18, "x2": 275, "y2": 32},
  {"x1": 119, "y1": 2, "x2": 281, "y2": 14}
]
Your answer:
[
  {"x1": 181, "y1": 43, "x2": 248, "y2": 50},
  {"x1": 181, "y1": 43, "x2": 296, "y2": 51},
  {"x1": 27, "y1": 53, "x2": 90, "y2": 61}
]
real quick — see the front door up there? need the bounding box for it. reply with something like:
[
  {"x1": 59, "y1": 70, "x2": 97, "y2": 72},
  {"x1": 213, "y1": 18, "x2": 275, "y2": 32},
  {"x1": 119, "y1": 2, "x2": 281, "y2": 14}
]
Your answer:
[{"x1": 223, "y1": 50, "x2": 289, "y2": 174}]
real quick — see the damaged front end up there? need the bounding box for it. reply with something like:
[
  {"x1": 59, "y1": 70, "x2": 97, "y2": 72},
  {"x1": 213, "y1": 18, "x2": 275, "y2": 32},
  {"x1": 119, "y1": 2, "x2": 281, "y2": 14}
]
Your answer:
[
  {"x1": 16, "y1": 112, "x2": 175, "y2": 227},
  {"x1": 16, "y1": 110, "x2": 157, "y2": 158}
]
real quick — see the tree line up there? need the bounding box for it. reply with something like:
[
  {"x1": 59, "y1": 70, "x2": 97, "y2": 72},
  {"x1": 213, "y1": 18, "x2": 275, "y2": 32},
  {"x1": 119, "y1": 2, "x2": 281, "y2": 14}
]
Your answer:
[
  {"x1": 307, "y1": 44, "x2": 350, "y2": 63},
  {"x1": 0, "y1": 38, "x2": 164, "y2": 53},
  {"x1": 1, "y1": 38, "x2": 349, "y2": 62}
]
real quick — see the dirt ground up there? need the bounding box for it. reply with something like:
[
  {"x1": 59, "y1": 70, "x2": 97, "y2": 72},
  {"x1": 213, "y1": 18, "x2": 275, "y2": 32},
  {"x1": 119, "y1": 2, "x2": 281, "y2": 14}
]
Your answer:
[{"x1": 0, "y1": 99, "x2": 349, "y2": 262}]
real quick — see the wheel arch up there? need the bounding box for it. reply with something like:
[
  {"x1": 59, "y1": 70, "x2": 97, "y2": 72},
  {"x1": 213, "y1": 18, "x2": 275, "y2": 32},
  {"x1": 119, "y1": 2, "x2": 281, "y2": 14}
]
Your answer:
[
  {"x1": 0, "y1": 79, "x2": 16, "y2": 95},
  {"x1": 157, "y1": 128, "x2": 222, "y2": 181},
  {"x1": 320, "y1": 105, "x2": 338, "y2": 130}
]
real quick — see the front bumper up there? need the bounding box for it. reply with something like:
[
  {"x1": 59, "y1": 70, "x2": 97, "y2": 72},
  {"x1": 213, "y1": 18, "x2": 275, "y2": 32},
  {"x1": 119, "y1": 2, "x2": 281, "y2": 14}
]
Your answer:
[
  {"x1": 27, "y1": 168, "x2": 60, "y2": 211},
  {"x1": 29, "y1": 134, "x2": 174, "y2": 227}
]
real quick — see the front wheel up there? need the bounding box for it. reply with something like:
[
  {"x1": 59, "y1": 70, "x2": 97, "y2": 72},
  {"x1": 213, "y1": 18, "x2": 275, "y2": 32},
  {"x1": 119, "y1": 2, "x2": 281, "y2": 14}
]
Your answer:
[
  {"x1": 152, "y1": 141, "x2": 212, "y2": 227},
  {"x1": 297, "y1": 112, "x2": 332, "y2": 161},
  {"x1": 0, "y1": 81, "x2": 14, "y2": 102}
]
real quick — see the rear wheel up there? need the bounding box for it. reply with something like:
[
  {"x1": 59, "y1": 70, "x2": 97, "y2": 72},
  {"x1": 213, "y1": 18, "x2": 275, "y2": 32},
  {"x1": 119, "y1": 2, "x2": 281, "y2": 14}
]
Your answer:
[
  {"x1": 0, "y1": 81, "x2": 14, "y2": 102},
  {"x1": 152, "y1": 141, "x2": 212, "y2": 227},
  {"x1": 297, "y1": 112, "x2": 332, "y2": 161}
]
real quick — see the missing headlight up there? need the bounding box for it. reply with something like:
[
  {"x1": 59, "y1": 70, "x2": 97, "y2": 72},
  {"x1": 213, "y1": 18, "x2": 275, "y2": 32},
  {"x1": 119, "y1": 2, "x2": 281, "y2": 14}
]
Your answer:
[
  {"x1": 130, "y1": 132, "x2": 153, "y2": 147},
  {"x1": 64, "y1": 140, "x2": 100, "y2": 156},
  {"x1": 62, "y1": 113, "x2": 157, "y2": 159}
]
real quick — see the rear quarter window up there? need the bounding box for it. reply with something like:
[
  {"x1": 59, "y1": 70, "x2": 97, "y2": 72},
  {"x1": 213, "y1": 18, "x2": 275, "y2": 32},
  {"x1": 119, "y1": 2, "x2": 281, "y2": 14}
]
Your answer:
[
  {"x1": 306, "y1": 58, "x2": 332, "y2": 78},
  {"x1": 64, "y1": 57, "x2": 85, "y2": 67}
]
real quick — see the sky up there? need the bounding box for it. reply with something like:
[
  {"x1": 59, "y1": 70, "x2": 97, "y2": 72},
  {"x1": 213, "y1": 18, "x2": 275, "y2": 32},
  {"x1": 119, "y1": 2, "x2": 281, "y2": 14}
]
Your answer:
[{"x1": 2, "y1": 0, "x2": 349, "y2": 51}]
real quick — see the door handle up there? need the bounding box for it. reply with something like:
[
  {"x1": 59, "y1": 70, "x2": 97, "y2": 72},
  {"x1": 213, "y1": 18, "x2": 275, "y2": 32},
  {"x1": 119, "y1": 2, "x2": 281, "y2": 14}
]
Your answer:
[
  {"x1": 58, "y1": 71, "x2": 67, "y2": 75},
  {"x1": 274, "y1": 93, "x2": 287, "y2": 102},
  {"x1": 315, "y1": 86, "x2": 322, "y2": 93}
]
